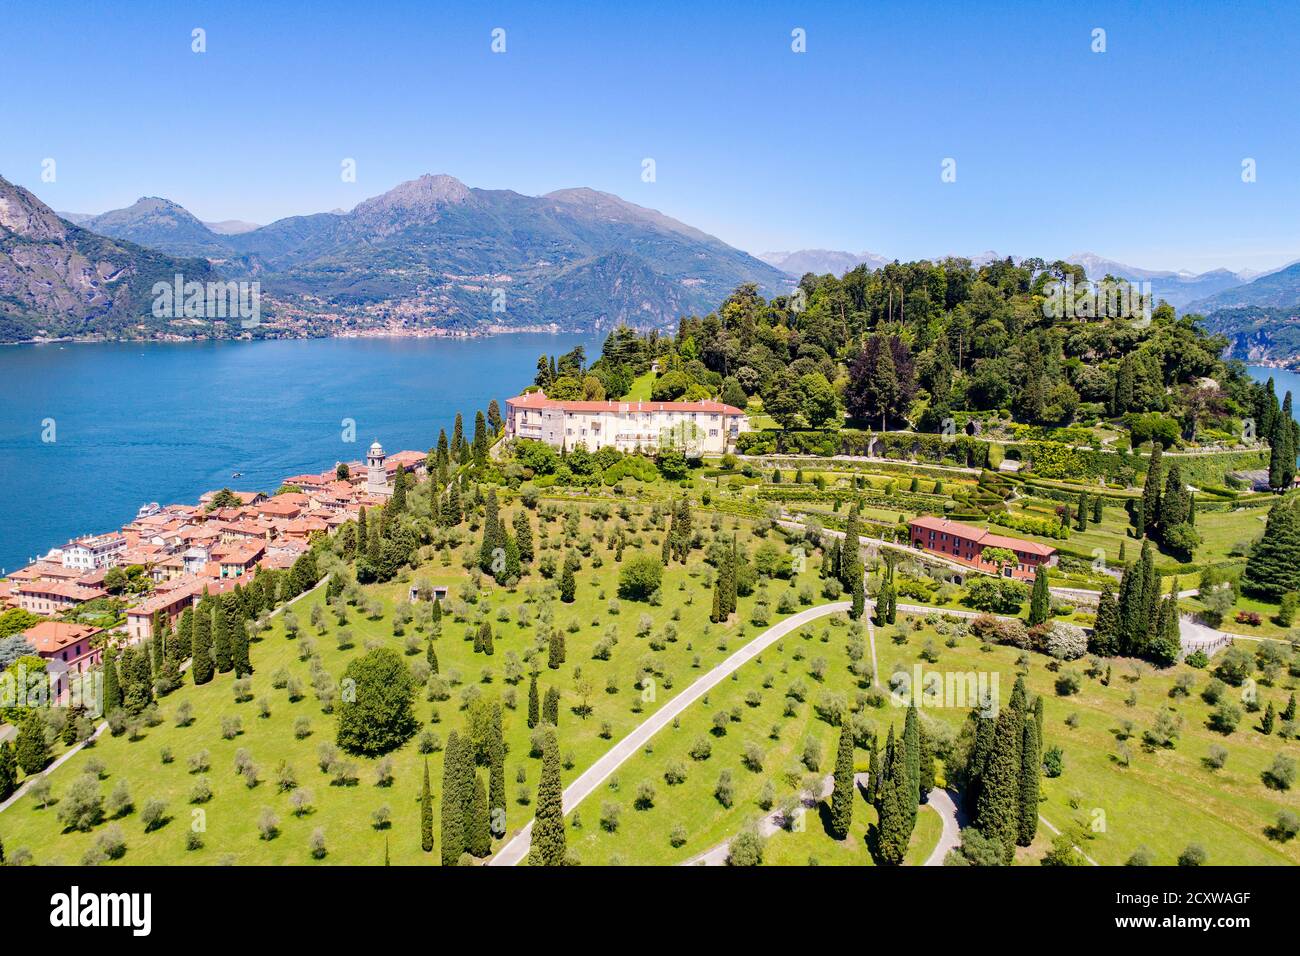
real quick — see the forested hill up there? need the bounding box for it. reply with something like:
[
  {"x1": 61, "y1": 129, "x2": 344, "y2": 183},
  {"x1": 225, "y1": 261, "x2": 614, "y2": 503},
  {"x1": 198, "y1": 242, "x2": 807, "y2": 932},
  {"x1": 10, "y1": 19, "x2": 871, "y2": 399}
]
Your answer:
[{"x1": 545, "y1": 258, "x2": 1271, "y2": 453}]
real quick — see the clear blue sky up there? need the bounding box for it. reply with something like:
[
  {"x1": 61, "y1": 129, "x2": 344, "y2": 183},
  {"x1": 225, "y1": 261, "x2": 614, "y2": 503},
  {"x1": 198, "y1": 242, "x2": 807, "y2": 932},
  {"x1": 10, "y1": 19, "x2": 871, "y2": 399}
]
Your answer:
[{"x1": 2, "y1": 0, "x2": 1297, "y2": 272}]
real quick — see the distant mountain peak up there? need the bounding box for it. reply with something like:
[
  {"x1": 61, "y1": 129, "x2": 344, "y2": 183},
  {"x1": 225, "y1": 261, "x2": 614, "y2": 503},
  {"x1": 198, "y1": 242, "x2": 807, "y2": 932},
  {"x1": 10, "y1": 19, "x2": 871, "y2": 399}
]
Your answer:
[{"x1": 349, "y1": 173, "x2": 472, "y2": 231}]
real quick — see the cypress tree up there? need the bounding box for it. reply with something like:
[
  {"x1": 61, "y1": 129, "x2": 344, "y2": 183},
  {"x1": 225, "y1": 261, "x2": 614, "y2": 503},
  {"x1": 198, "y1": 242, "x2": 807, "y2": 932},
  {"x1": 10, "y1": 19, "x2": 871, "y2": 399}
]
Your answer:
[
  {"x1": 975, "y1": 702, "x2": 1023, "y2": 865},
  {"x1": 559, "y1": 564, "x2": 576, "y2": 603},
  {"x1": 102, "y1": 649, "x2": 123, "y2": 714},
  {"x1": 1244, "y1": 495, "x2": 1300, "y2": 598},
  {"x1": 876, "y1": 731, "x2": 911, "y2": 865},
  {"x1": 440, "y1": 732, "x2": 467, "y2": 865},
  {"x1": 174, "y1": 606, "x2": 193, "y2": 661},
  {"x1": 488, "y1": 704, "x2": 506, "y2": 834},
  {"x1": 1138, "y1": 542, "x2": 1159, "y2": 654},
  {"x1": 1076, "y1": 491, "x2": 1088, "y2": 531},
  {"x1": 965, "y1": 710, "x2": 996, "y2": 815},
  {"x1": 191, "y1": 599, "x2": 213, "y2": 685},
  {"x1": 420, "y1": 758, "x2": 434, "y2": 853},
  {"x1": 1090, "y1": 582, "x2": 1120, "y2": 656},
  {"x1": 514, "y1": 510, "x2": 534, "y2": 563},
  {"x1": 1017, "y1": 713, "x2": 1041, "y2": 847},
  {"x1": 14, "y1": 709, "x2": 50, "y2": 775},
  {"x1": 151, "y1": 613, "x2": 166, "y2": 674},
  {"x1": 211, "y1": 597, "x2": 233, "y2": 674},
  {"x1": 1092, "y1": 496, "x2": 1103, "y2": 523},
  {"x1": 918, "y1": 724, "x2": 936, "y2": 796},
  {"x1": 1028, "y1": 565, "x2": 1050, "y2": 627},
  {"x1": 469, "y1": 772, "x2": 491, "y2": 856},
  {"x1": 1141, "y1": 443, "x2": 1163, "y2": 538},
  {"x1": 1161, "y1": 460, "x2": 1190, "y2": 532},
  {"x1": 710, "y1": 582, "x2": 724, "y2": 623},
  {"x1": 829, "y1": 720, "x2": 855, "y2": 840},
  {"x1": 527, "y1": 673, "x2": 540, "y2": 728},
  {"x1": 530, "y1": 729, "x2": 566, "y2": 865},
  {"x1": 1283, "y1": 693, "x2": 1297, "y2": 723},
  {"x1": 543, "y1": 686, "x2": 560, "y2": 726},
  {"x1": 1151, "y1": 578, "x2": 1182, "y2": 667},
  {"x1": 547, "y1": 632, "x2": 565, "y2": 670},
  {"x1": 231, "y1": 613, "x2": 252, "y2": 677},
  {"x1": 426, "y1": 640, "x2": 439, "y2": 674},
  {"x1": 851, "y1": 573, "x2": 865, "y2": 620},
  {"x1": 0, "y1": 740, "x2": 18, "y2": 800},
  {"x1": 1262, "y1": 702, "x2": 1276, "y2": 735},
  {"x1": 866, "y1": 738, "x2": 881, "y2": 805},
  {"x1": 903, "y1": 703, "x2": 921, "y2": 817}
]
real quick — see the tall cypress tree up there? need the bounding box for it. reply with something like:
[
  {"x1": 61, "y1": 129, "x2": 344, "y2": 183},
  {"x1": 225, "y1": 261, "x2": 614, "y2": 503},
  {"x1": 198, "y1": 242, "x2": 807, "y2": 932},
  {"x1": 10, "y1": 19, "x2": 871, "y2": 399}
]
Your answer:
[
  {"x1": 1016, "y1": 712, "x2": 1041, "y2": 847},
  {"x1": 420, "y1": 758, "x2": 434, "y2": 853},
  {"x1": 829, "y1": 720, "x2": 856, "y2": 839},
  {"x1": 975, "y1": 701, "x2": 1023, "y2": 864},
  {"x1": 191, "y1": 598, "x2": 213, "y2": 685},
  {"x1": 102, "y1": 649, "x2": 123, "y2": 714},
  {"x1": 866, "y1": 738, "x2": 881, "y2": 805},
  {"x1": 527, "y1": 673, "x2": 540, "y2": 728},
  {"x1": 1141, "y1": 443, "x2": 1164, "y2": 538},
  {"x1": 212, "y1": 597, "x2": 233, "y2": 674},
  {"x1": 14, "y1": 710, "x2": 50, "y2": 775},
  {"x1": 530, "y1": 729, "x2": 566, "y2": 866},
  {"x1": 1028, "y1": 565, "x2": 1050, "y2": 627},
  {"x1": 903, "y1": 703, "x2": 921, "y2": 820},
  {"x1": 487, "y1": 703, "x2": 506, "y2": 835},
  {"x1": 231, "y1": 612, "x2": 252, "y2": 677},
  {"x1": 0, "y1": 740, "x2": 19, "y2": 800},
  {"x1": 1076, "y1": 491, "x2": 1088, "y2": 531},
  {"x1": 440, "y1": 732, "x2": 467, "y2": 865},
  {"x1": 1091, "y1": 582, "x2": 1120, "y2": 656},
  {"x1": 918, "y1": 723, "x2": 935, "y2": 796},
  {"x1": 469, "y1": 772, "x2": 491, "y2": 856},
  {"x1": 876, "y1": 730, "x2": 911, "y2": 865}
]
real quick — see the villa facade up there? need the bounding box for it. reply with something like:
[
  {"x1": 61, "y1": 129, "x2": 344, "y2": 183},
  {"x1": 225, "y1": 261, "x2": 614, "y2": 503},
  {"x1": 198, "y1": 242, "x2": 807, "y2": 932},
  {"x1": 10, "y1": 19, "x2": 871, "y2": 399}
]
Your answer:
[
  {"x1": 908, "y1": 515, "x2": 1057, "y2": 581},
  {"x1": 505, "y1": 390, "x2": 748, "y2": 455}
]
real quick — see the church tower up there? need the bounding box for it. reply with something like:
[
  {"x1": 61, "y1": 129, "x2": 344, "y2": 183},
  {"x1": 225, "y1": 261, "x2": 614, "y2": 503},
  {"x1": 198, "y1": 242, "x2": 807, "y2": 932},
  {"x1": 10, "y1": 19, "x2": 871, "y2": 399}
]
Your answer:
[{"x1": 366, "y1": 440, "x2": 391, "y2": 496}]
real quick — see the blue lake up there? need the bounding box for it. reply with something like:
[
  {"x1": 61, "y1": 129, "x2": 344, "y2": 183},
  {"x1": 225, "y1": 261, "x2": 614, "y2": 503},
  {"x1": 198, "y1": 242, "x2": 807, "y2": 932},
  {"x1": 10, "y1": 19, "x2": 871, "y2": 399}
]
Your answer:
[{"x1": 0, "y1": 334, "x2": 599, "y2": 573}]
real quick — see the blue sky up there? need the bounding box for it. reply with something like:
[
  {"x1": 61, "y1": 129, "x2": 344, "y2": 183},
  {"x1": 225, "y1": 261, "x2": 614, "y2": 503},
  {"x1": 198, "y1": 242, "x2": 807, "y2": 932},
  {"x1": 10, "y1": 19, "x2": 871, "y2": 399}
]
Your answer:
[{"x1": 2, "y1": 0, "x2": 1297, "y2": 272}]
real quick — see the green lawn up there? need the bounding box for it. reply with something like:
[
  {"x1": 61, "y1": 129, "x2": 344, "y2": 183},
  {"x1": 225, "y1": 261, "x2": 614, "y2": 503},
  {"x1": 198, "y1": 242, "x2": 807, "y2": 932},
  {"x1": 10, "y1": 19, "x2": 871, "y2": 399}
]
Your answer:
[
  {"x1": 0, "y1": 503, "x2": 803, "y2": 865},
  {"x1": 623, "y1": 371, "x2": 655, "y2": 401}
]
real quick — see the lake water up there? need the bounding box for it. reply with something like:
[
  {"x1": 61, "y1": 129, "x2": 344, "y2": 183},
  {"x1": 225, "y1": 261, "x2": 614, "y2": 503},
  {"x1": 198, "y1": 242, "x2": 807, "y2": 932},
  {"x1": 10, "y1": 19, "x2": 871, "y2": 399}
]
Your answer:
[
  {"x1": 1245, "y1": 363, "x2": 1300, "y2": 408},
  {"x1": 0, "y1": 334, "x2": 599, "y2": 573}
]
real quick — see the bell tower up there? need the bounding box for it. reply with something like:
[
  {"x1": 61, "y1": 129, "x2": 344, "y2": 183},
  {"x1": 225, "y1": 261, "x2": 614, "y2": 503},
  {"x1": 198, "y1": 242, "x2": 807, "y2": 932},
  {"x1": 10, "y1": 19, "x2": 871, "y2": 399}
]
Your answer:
[{"x1": 366, "y1": 440, "x2": 391, "y2": 496}]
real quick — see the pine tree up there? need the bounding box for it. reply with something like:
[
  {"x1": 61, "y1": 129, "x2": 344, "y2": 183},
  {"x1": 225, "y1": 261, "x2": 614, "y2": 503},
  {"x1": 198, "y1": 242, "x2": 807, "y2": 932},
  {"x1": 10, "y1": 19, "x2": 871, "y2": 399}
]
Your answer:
[
  {"x1": 440, "y1": 732, "x2": 467, "y2": 865},
  {"x1": 1244, "y1": 495, "x2": 1300, "y2": 598},
  {"x1": 191, "y1": 600, "x2": 213, "y2": 685},
  {"x1": 531, "y1": 729, "x2": 566, "y2": 865},
  {"x1": 14, "y1": 709, "x2": 50, "y2": 775},
  {"x1": 527, "y1": 673, "x2": 540, "y2": 729},
  {"x1": 1028, "y1": 565, "x2": 1050, "y2": 627},
  {"x1": 829, "y1": 720, "x2": 855, "y2": 839},
  {"x1": 1017, "y1": 713, "x2": 1041, "y2": 847},
  {"x1": 420, "y1": 758, "x2": 435, "y2": 853},
  {"x1": 1090, "y1": 582, "x2": 1119, "y2": 656},
  {"x1": 102, "y1": 649, "x2": 123, "y2": 713}
]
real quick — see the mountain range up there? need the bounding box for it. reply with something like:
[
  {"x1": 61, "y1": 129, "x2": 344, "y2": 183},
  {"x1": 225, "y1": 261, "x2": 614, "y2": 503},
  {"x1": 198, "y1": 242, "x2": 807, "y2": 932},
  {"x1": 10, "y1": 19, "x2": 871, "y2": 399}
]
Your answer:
[
  {"x1": 15, "y1": 173, "x2": 791, "y2": 341},
  {"x1": 0, "y1": 175, "x2": 219, "y2": 341}
]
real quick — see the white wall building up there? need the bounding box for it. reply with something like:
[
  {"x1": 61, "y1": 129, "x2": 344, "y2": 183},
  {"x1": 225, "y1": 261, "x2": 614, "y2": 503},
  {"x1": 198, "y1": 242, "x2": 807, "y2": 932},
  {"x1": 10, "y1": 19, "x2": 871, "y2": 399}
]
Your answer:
[
  {"x1": 60, "y1": 533, "x2": 126, "y2": 571},
  {"x1": 505, "y1": 391, "x2": 749, "y2": 456}
]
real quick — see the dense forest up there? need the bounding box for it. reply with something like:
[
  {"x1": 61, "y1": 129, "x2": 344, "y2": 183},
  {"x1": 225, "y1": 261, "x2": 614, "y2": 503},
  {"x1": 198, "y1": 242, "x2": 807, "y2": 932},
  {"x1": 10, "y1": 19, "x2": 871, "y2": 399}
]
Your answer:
[{"x1": 533, "y1": 258, "x2": 1276, "y2": 449}]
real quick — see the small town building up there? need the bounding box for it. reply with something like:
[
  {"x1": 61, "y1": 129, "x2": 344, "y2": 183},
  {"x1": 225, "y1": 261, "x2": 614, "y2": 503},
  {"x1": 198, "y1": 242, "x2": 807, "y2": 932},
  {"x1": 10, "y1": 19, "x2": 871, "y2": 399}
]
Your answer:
[
  {"x1": 22, "y1": 621, "x2": 103, "y2": 698},
  {"x1": 15, "y1": 580, "x2": 108, "y2": 615},
  {"x1": 908, "y1": 515, "x2": 1056, "y2": 580},
  {"x1": 60, "y1": 533, "x2": 126, "y2": 571}
]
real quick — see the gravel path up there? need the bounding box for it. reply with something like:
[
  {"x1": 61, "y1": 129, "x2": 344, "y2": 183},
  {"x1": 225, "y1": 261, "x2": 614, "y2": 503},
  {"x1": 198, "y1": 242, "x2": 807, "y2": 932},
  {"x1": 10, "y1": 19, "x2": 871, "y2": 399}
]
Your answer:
[{"x1": 489, "y1": 600, "x2": 853, "y2": 866}]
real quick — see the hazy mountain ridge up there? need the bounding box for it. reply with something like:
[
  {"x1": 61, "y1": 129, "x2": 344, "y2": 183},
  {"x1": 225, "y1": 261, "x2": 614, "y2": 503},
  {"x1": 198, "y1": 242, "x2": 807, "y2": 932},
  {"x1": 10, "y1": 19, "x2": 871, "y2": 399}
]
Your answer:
[
  {"x1": 0, "y1": 176, "x2": 218, "y2": 342},
  {"x1": 42, "y1": 174, "x2": 791, "y2": 334}
]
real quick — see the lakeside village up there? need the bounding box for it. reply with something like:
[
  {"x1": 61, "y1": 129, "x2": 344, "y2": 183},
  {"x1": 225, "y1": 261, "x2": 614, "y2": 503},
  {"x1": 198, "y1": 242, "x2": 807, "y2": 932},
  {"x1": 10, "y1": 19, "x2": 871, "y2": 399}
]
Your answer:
[{"x1": 0, "y1": 386, "x2": 1068, "y2": 718}]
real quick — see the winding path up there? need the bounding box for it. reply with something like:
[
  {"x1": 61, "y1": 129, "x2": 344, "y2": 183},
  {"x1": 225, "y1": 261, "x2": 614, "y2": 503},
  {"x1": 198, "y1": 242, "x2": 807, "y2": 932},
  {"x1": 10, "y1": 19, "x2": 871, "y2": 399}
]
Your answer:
[{"x1": 489, "y1": 600, "x2": 852, "y2": 866}]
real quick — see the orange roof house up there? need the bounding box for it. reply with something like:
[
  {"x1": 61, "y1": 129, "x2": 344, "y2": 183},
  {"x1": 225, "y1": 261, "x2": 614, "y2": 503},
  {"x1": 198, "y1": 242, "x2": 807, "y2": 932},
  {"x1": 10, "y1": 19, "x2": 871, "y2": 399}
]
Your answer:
[{"x1": 907, "y1": 516, "x2": 1057, "y2": 581}]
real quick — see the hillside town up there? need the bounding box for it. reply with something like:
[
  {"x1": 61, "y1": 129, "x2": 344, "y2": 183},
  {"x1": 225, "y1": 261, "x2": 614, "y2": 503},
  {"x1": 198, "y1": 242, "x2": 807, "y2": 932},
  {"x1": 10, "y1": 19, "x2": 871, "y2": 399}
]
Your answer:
[{"x1": 0, "y1": 441, "x2": 423, "y2": 699}]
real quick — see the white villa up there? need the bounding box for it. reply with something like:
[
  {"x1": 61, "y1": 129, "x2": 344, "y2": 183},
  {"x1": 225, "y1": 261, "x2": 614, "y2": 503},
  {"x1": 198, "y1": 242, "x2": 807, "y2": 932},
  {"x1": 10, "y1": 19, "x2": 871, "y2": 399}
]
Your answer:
[
  {"x1": 59, "y1": 533, "x2": 126, "y2": 571},
  {"x1": 505, "y1": 390, "x2": 749, "y2": 456}
]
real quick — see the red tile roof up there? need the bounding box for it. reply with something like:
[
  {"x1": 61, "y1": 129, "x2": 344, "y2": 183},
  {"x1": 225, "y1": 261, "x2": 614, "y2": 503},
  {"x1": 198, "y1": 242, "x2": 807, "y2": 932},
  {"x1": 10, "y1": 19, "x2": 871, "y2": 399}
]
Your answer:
[
  {"x1": 22, "y1": 621, "x2": 102, "y2": 654},
  {"x1": 908, "y1": 516, "x2": 1057, "y2": 558}
]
